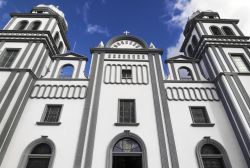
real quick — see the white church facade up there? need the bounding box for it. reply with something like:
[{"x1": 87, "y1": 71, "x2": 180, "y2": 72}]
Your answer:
[{"x1": 0, "y1": 4, "x2": 249, "y2": 168}]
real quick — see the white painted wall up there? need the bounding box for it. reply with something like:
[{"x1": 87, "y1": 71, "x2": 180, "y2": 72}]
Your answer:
[
  {"x1": 165, "y1": 82, "x2": 248, "y2": 168},
  {"x1": 91, "y1": 57, "x2": 162, "y2": 168},
  {"x1": 1, "y1": 80, "x2": 88, "y2": 168}
]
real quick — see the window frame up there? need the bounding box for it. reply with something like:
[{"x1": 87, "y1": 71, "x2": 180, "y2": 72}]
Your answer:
[
  {"x1": 36, "y1": 104, "x2": 63, "y2": 126},
  {"x1": 115, "y1": 99, "x2": 139, "y2": 126},
  {"x1": 14, "y1": 20, "x2": 29, "y2": 30},
  {"x1": 189, "y1": 106, "x2": 214, "y2": 127},
  {"x1": 222, "y1": 26, "x2": 235, "y2": 36},
  {"x1": 0, "y1": 48, "x2": 20, "y2": 68},
  {"x1": 196, "y1": 137, "x2": 232, "y2": 168},
  {"x1": 18, "y1": 138, "x2": 55, "y2": 168},
  {"x1": 210, "y1": 26, "x2": 223, "y2": 36},
  {"x1": 121, "y1": 69, "x2": 132, "y2": 79},
  {"x1": 29, "y1": 21, "x2": 42, "y2": 31},
  {"x1": 178, "y1": 66, "x2": 194, "y2": 81},
  {"x1": 229, "y1": 53, "x2": 250, "y2": 72},
  {"x1": 58, "y1": 64, "x2": 75, "y2": 79}
]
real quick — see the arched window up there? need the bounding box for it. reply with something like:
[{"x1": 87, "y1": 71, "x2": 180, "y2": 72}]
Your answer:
[
  {"x1": 196, "y1": 138, "x2": 232, "y2": 168},
  {"x1": 19, "y1": 138, "x2": 55, "y2": 168},
  {"x1": 26, "y1": 143, "x2": 52, "y2": 168},
  {"x1": 15, "y1": 20, "x2": 28, "y2": 30},
  {"x1": 53, "y1": 32, "x2": 60, "y2": 45},
  {"x1": 30, "y1": 21, "x2": 41, "y2": 30},
  {"x1": 222, "y1": 26, "x2": 235, "y2": 36},
  {"x1": 192, "y1": 36, "x2": 198, "y2": 48},
  {"x1": 187, "y1": 45, "x2": 193, "y2": 57},
  {"x1": 59, "y1": 64, "x2": 74, "y2": 79},
  {"x1": 178, "y1": 67, "x2": 193, "y2": 80},
  {"x1": 58, "y1": 42, "x2": 63, "y2": 53},
  {"x1": 210, "y1": 26, "x2": 222, "y2": 35},
  {"x1": 107, "y1": 131, "x2": 148, "y2": 168}
]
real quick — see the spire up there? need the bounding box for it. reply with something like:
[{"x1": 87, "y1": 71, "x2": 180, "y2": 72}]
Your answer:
[
  {"x1": 98, "y1": 41, "x2": 104, "y2": 48},
  {"x1": 149, "y1": 42, "x2": 156, "y2": 49}
]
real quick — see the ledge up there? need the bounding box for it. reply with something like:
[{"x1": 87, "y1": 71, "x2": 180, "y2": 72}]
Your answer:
[
  {"x1": 114, "y1": 123, "x2": 139, "y2": 126},
  {"x1": 191, "y1": 123, "x2": 215, "y2": 127},
  {"x1": 36, "y1": 122, "x2": 61, "y2": 126}
]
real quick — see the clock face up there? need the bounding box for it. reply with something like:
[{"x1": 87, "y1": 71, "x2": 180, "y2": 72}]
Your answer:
[{"x1": 110, "y1": 40, "x2": 143, "y2": 49}]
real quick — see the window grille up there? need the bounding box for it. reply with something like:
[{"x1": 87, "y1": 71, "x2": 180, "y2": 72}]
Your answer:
[
  {"x1": 0, "y1": 49, "x2": 19, "y2": 67},
  {"x1": 119, "y1": 99, "x2": 135, "y2": 123}
]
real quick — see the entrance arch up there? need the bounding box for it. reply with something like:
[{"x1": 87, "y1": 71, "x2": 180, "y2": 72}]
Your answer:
[{"x1": 107, "y1": 131, "x2": 148, "y2": 168}]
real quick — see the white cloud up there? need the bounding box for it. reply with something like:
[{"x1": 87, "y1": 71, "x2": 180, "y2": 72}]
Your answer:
[
  {"x1": 0, "y1": 0, "x2": 6, "y2": 8},
  {"x1": 86, "y1": 24, "x2": 110, "y2": 36},
  {"x1": 166, "y1": 0, "x2": 250, "y2": 58},
  {"x1": 80, "y1": 2, "x2": 110, "y2": 36}
]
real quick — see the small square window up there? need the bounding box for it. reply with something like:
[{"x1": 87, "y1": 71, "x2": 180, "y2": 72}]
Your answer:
[
  {"x1": 231, "y1": 54, "x2": 249, "y2": 72},
  {"x1": 122, "y1": 69, "x2": 132, "y2": 79},
  {"x1": 0, "y1": 49, "x2": 19, "y2": 67},
  {"x1": 190, "y1": 107, "x2": 213, "y2": 126},
  {"x1": 37, "y1": 105, "x2": 62, "y2": 125},
  {"x1": 119, "y1": 99, "x2": 135, "y2": 123}
]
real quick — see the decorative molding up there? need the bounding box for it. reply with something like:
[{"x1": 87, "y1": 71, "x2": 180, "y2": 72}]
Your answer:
[
  {"x1": 104, "y1": 64, "x2": 149, "y2": 85},
  {"x1": 105, "y1": 53, "x2": 148, "y2": 61},
  {"x1": 30, "y1": 84, "x2": 87, "y2": 99},
  {"x1": 166, "y1": 86, "x2": 220, "y2": 101}
]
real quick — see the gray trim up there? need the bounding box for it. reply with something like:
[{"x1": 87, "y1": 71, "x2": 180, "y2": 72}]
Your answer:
[
  {"x1": 104, "y1": 58, "x2": 149, "y2": 62},
  {"x1": 44, "y1": 18, "x2": 53, "y2": 30},
  {"x1": 232, "y1": 75, "x2": 250, "y2": 113},
  {"x1": 191, "y1": 123, "x2": 215, "y2": 127},
  {"x1": 232, "y1": 23, "x2": 244, "y2": 36},
  {"x1": 170, "y1": 62, "x2": 177, "y2": 80},
  {"x1": 205, "y1": 51, "x2": 217, "y2": 79},
  {"x1": 50, "y1": 21, "x2": 57, "y2": 35},
  {"x1": 114, "y1": 123, "x2": 139, "y2": 126},
  {"x1": 31, "y1": 46, "x2": 46, "y2": 72},
  {"x1": 164, "y1": 80, "x2": 212, "y2": 83},
  {"x1": 0, "y1": 72, "x2": 26, "y2": 122},
  {"x1": 211, "y1": 46, "x2": 227, "y2": 72},
  {"x1": 4, "y1": 17, "x2": 16, "y2": 30},
  {"x1": 30, "y1": 84, "x2": 87, "y2": 99},
  {"x1": 73, "y1": 53, "x2": 99, "y2": 168},
  {"x1": 36, "y1": 50, "x2": 49, "y2": 77},
  {"x1": 17, "y1": 137, "x2": 55, "y2": 168},
  {"x1": 153, "y1": 54, "x2": 179, "y2": 168},
  {"x1": 218, "y1": 47, "x2": 235, "y2": 72},
  {"x1": 24, "y1": 43, "x2": 40, "y2": 68},
  {"x1": 104, "y1": 64, "x2": 149, "y2": 85},
  {"x1": 83, "y1": 53, "x2": 105, "y2": 168},
  {"x1": 166, "y1": 87, "x2": 219, "y2": 101},
  {"x1": 0, "y1": 41, "x2": 5, "y2": 50},
  {"x1": 198, "y1": 21, "x2": 208, "y2": 35},
  {"x1": 195, "y1": 25, "x2": 202, "y2": 38},
  {"x1": 36, "y1": 122, "x2": 61, "y2": 125},
  {"x1": 225, "y1": 75, "x2": 250, "y2": 127},
  {"x1": 106, "y1": 131, "x2": 148, "y2": 168},
  {"x1": 215, "y1": 79, "x2": 250, "y2": 166},
  {"x1": 148, "y1": 54, "x2": 170, "y2": 168},
  {"x1": 196, "y1": 137, "x2": 232, "y2": 168},
  {"x1": 0, "y1": 75, "x2": 35, "y2": 165},
  {"x1": 76, "y1": 60, "x2": 83, "y2": 78},
  {"x1": 90, "y1": 48, "x2": 163, "y2": 54},
  {"x1": 50, "y1": 59, "x2": 59, "y2": 78},
  {"x1": 0, "y1": 72, "x2": 17, "y2": 104},
  {"x1": 15, "y1": 42, "x2": 33, "y2": 68},
  {"x1": 37, "y1": 78, "x2": 89, "y2": 81},
  {"x1": 192, "y1": 63, "x2": 201, "y2": 80}
]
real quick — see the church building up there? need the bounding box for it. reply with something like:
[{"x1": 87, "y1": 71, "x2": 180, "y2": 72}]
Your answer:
[{"x1": 0, "y1": 4, "x2": 249, "y2": 168}]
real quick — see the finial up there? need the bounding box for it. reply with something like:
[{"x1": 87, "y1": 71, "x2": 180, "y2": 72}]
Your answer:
[
  {"x1": 123, "y1": 30, "x2": 130, "y2": 36},
  {"x1": 98, "y1": 41, "x2": 104, "y2": 48},
  {"x1": 149, "y1": 42, "x2": 156, "y2": 49}
]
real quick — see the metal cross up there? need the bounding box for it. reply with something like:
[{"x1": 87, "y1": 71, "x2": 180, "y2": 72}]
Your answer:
[{"x1": 123, "y1": 31, "x2": 130, "y2": 35}]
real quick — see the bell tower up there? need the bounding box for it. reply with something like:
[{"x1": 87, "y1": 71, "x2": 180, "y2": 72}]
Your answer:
[
  {"x1": 0, "y1": 4, "x2": 70, "y2": 164},
  {"x1": 180, "y1": 10, "x2": 250, "y2": 166}
]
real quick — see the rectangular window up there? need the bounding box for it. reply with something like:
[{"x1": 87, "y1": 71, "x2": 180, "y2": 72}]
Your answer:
[
  {"x1": 119, "y1": 99, "x2": 135, "y2": 123},
  {"x1": 190, "y1": 107, "x2": 210, "y2": 124},
  {"x1": 0, "y1": 49, "x2": 19, "y2": 67},
  {"x1": 122, "y1": 69, "x2": 132, "y2": 79},
  {"x1": 231, "y1": 54, "x2": 249, "y2": 72},
  {"x1": 43, "y1": 105, "x2": 62, "y2": 123}
]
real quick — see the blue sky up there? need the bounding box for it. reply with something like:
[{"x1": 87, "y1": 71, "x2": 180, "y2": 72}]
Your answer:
[
  {"x1": 1, "y1": 0, "x2": 250, "y2": 74},
  {"x1": 0, "y1": 0, "x2": 184, "y2": 73}
]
